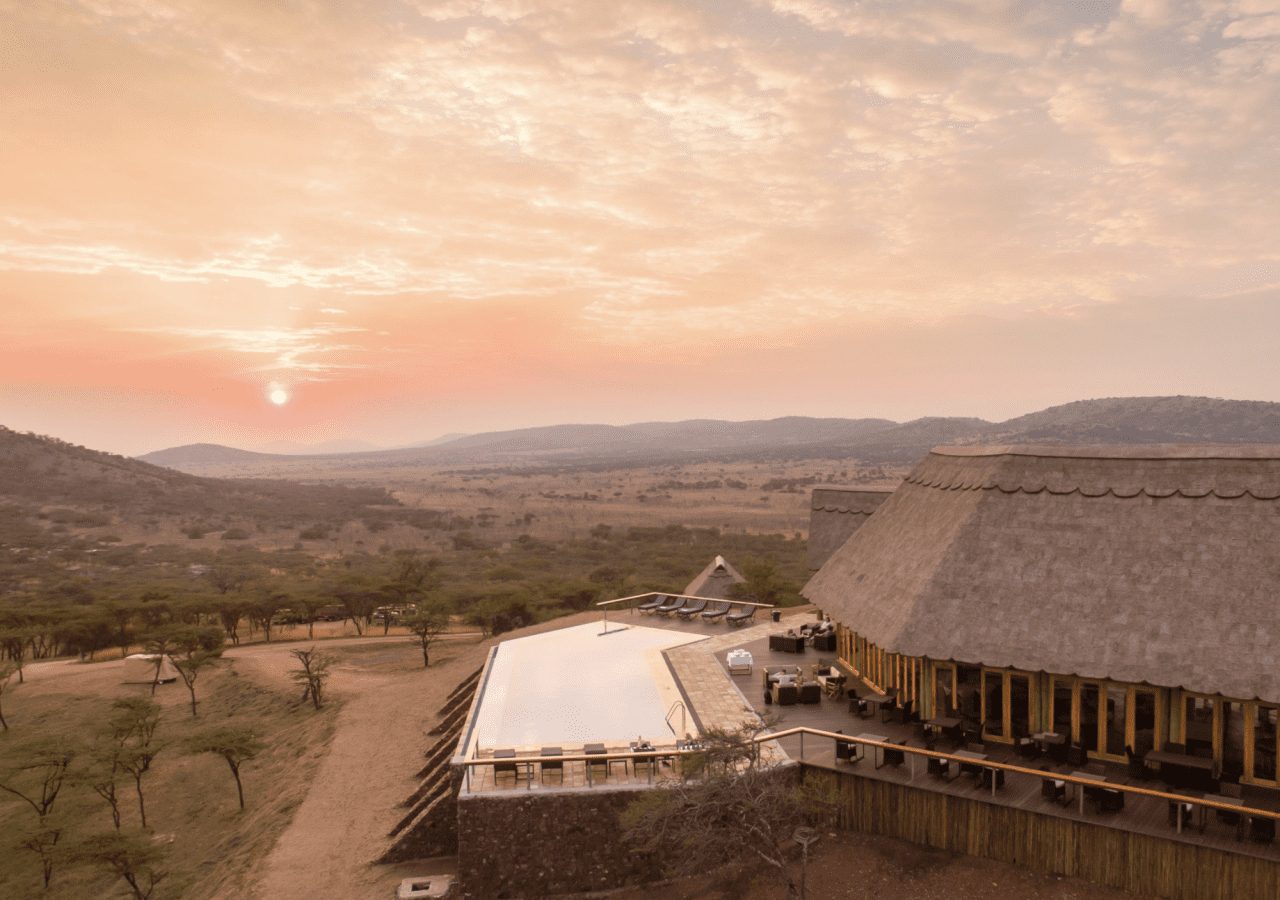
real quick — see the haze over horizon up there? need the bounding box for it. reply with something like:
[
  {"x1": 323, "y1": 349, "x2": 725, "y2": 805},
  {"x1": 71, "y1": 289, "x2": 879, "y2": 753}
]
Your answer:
[{"x1": 4, "y1": 1, "x2": 1278, "y2": 456}]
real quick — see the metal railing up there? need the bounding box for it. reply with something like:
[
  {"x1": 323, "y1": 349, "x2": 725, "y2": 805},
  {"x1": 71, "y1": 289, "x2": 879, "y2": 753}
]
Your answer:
[
  {"x1": 460, "y1": 745, "x2": 711, "y2": 792},
  {"x1": 765, "y1": 725, "x2": 1280, "y2": 833}
]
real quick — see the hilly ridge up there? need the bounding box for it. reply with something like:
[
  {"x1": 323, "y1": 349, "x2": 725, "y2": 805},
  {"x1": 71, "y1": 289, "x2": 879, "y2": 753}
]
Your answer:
[{"x1": 138, "y1": 396, "x2": 1280, "y2": 476}]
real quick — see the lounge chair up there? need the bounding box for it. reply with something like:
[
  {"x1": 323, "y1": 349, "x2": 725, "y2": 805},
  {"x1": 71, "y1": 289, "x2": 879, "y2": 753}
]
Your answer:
[
  {"x1": 1251, "y1": 817, "x2": 1276, "y2": 844},
  {"x1": 927, "y1": 756, "x2": 950, "y2": 779},
  {"x1": 701, "y1": 601, "x2": 730, "y2": 620},
  {"x1": 811, "y1": 632, "x2": 836, "y2": 652},
  {"x1": 772, "y1": 683, "x2": 798, "y2": 706},
  {"x1": 637, "y1": 594, "x2": 667, "y2": 613},
  {"x1": 676, "y1": 597, "x2": 708, "y2": 619},
  {"x1": 798, "y1": 682, "x2": 822, "y2": 704},
  {"x1": 726, "y1": 605, "x2": 755, "y2": 627},
  {"x1": 654, "y1": 596, "x2": 686, "y2": 616}
]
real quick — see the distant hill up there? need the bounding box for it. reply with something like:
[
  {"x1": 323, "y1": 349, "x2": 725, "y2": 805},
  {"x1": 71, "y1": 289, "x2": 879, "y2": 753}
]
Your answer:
[
  {"x1": 0, "y1": 427, "x2": 405, "y2": 538},
  {"x1": 136, "y1": 396, "x2": 1280, "y2": 475},
  {"x1": 139, "y1": 443, "x2": 279, "y2": 468},
  {"x1": 987, "y1": 396, "x2": 1280, "y2": 444}
]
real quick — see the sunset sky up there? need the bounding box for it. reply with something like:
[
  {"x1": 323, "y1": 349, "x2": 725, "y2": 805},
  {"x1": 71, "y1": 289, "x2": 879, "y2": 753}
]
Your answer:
[{"x1": 2, "y1": 0, "x2": 1278, "y2": 455}]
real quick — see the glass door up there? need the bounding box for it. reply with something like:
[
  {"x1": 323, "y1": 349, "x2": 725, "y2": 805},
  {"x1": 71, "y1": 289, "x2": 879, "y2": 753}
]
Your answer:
[
  {"x1": 1051, "y1": 678, "x2": 1075, "y2": 740},
  {"x1": 1080, "y1": 682, "x2": 1101, "y2": 754},
  {"x1": 933, "y1": 663, "x2": 955, "y2": 717},
  {"x1": 982, "y1": 669, "x2": 1006, "y2": 741},
  {"x1": 1252, "y1": 706, "x2": 1278, "y2": 784},
  {"x1": 1009, "y1": 674, "x2": 1031, "y2": 740}
]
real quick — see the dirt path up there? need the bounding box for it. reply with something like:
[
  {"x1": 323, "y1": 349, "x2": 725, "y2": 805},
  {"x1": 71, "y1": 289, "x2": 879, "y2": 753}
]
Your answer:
[
  {"x1": 232, "y1": 635, "x2": 484, "y2": 900},
  {"x1": 241, "y1": 612, "x2": 606, "y2": 899}
]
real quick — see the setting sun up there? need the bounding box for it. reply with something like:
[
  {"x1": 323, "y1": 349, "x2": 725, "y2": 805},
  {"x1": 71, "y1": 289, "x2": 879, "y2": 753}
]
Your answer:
[{"x1": 268, "y1": 386, "x2": 290, "y2": 407}]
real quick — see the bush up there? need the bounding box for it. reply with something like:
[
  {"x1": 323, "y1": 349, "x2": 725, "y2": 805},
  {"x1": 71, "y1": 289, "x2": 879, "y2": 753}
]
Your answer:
[{"x1": 221, "y1": 528, "x2": 251, "y2": 541}]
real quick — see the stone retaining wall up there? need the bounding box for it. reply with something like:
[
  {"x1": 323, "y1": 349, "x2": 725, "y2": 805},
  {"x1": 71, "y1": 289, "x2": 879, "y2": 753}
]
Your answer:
[{"x1": 456, "y1": 786, "x2": 660, "y2": 898}]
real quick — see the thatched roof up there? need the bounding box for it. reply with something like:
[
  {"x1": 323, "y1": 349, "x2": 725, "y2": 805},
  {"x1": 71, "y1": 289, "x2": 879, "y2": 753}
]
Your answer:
[
  {"x1": 808, "y1": 488, "x2": 893, "y2": 570},
  {"x1": 684, "y1": 555, "x2": 746, "y2": 599},
  {"x1": 803, "y1": 445, "x2": 1280, "y2": 703}
]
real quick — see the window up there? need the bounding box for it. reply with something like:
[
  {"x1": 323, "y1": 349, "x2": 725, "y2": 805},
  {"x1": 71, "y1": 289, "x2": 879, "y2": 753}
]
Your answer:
[
  {"x1": 934, "y1": 664, "x2": 955, "y2": 716},
  {"x1": 1080, "y1": 683, "x2": 1101, "y2": 753},
  {"x1": 1009, "y1": 674, "x2": 1031, "y2": 740},
  {"x1": 1184, "y1": 695, "x2": 1215, "y2": 758},
  {"x1": 1254, "y1": 706, "x2": 1278, "y2": 783},
  {"x1": 1133, "y1": 690, "x2": 1157, "y2": 754},
  {"x1": 1051, "y1": 679, "x2": 1074, "y2": 739},
  {"x1": 1106, "y1": 686, "x2": 1127, "y2": 756},
  {"x1": 983, "y1": 670, "x2": 1005, "y2": 739}
]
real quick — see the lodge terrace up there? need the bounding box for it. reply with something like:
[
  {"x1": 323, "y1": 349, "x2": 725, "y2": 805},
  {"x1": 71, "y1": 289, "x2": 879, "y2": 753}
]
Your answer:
[{"x1": 426, "y1": 445, "x2": 1280, "y2": 899}]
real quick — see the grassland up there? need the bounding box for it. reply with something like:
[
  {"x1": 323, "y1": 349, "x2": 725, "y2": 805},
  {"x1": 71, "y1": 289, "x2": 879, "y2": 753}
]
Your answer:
[{"x1": 0, "y1": 653, "x2": 338, "y2": 898}]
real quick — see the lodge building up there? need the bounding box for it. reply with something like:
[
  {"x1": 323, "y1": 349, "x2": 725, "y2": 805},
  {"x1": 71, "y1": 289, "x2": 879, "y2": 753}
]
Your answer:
[{"x1": 803, "y1": 445, "x2": 1280, "y2": 787}]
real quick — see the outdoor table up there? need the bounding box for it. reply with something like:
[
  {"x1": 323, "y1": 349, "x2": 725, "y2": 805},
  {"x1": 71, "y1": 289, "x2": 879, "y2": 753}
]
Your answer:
[
  {"x1": 1069, "y1": 770, "x2": 1120, "y2": 815},
  {"x1": 726, "y1": 649, "x2": 753, "y2": 675},
  {"x1": 1032, "y1": 731, "x2": 1067, "y2": 750},
  {"x1": 954, "y1": 749, "x2": 988, "y2": 777},
  {"x1": 1146, "y1": 749, "x2": 1217, "y2": 790},
  {"x1": 1169, "y1": 790, "x2": 1198, "y2": 834},
  {"x1": 1206, "y1": 792, "x2": 1248, "y2": 840},
  {"x1": 853, "y1": 732, "x2": 888, "y2": 768},
  {"x1": 630, "y1": 741, "x2": 657, "y2": 777},
  {"x1": 924, "y1": 717, "x2": 961, "y2": 741},
  {"x1": 864, "y1": 693, "x2": 896, "y2": 721}
]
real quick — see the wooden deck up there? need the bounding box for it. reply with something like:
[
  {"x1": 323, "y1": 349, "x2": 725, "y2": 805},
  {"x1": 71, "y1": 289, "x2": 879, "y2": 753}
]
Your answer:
[{"x1": 714, "y1": 631, "x2": 1280, "y2": 865}]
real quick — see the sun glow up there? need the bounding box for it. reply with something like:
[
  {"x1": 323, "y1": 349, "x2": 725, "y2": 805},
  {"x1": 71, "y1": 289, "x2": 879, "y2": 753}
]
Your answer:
[{"x1": 268, "y1": 385, "x2": 290, "y2": 406}]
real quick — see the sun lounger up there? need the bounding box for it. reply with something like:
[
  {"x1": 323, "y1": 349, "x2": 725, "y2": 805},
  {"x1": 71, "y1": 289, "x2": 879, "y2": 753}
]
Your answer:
[
  {"x1": 654, "y1": 596, "x2": 686, "y2": 615},
  {"x1": 675, "y1": 598, "x2": 708, "y2": 619},
  {"x1": 637, "y1": 594, "x2": 667, "y2": 613},
  {"x1": 701, "y1": 601, "x2": 730, "y2": 620},
  {"x1": 726, "y1": 605, "x2": 755, "y2": 626}
]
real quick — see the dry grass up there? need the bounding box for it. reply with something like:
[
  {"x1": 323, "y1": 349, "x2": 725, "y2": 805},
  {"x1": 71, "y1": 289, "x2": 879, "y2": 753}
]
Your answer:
[{"x1": 0, "y1": 658, "x2": 338, "y2": 898}]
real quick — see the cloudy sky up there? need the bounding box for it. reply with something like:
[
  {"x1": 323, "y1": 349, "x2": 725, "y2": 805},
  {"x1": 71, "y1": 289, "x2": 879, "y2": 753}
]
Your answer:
[{"x1": 2, "y1": 0, "x2": 1278, "y2": 455}]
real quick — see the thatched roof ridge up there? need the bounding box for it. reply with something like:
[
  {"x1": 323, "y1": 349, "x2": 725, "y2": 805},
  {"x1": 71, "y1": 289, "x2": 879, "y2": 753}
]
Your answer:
[
  {"x1": 803, "y1": 445, "x2": 1280, "y2": 702},
  {"x1": 808, "y1": 488, "x2": 893, "y2": 570},
  {"x1": 683, "y1": 555, "x2": 746, "y2": 599}
]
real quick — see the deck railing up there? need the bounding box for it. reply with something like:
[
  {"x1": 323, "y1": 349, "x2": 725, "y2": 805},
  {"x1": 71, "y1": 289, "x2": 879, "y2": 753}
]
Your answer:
[
  {"x1": 459, "y1": 745, "x2": 717, "y2": 793},
  {"x1": 766, "y1": 725, "x2": 1280, "y2": 831},
  {"x1": 460, "y1": 725, "x2": 1280, "y2": 832}
]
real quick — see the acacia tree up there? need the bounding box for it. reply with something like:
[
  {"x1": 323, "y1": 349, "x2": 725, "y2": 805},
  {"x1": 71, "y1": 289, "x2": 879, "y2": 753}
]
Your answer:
[
  {"x1": 1, "y1": 741, "x2": 75, "y2": 889},
  {"x1": 250, "y1": 592, "x2": 287, "y2": 643},
  {"x1": 402, "y1": 601, "x2": 452, "y2": 668},
  {"x1": 0, "y1": 661, "x2": 15, "y2": 730},
  {"x1": 81, "y1": 739, "x2": 127, "y2": 830},
  {"x1": 0, "y1": 741, "x2": 75, "y2": 820},
  {"x1": 186, "y1": 727, "x2": 265, "y2": 810},
  {"x1": 296, "y1": 593, "x2": 326, "y2": 640},
  {"x1": 159, "y1": 625, "x2": 225, "y2": 717},
  {"x1": 728, "y1": 558, "x2": 794, "y2": 608},
  {"x1": 110, "y1": 698, "x2": 161, "y2": 829},
  {"x1": 18, "y1": 822, "x2": 64, "y2": 890},
  {"x1": 621, "y1": 726, "x2": 833, "y2": 900},
  {"x1": 0, "y1": 629, "x2": 30, "y2": 683},
  {"x1": 333, "y1": 583, "x2": 380, "y2": 636},
  {"x1": 289, "y1": 647, "x2": 333, "y2": 710},
  {"x1": 142, "y1": 635, "x2": 174, "y2": 697},
  {"x1": 76, "y1": 831, "x2": 168, "y2": 900}
]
